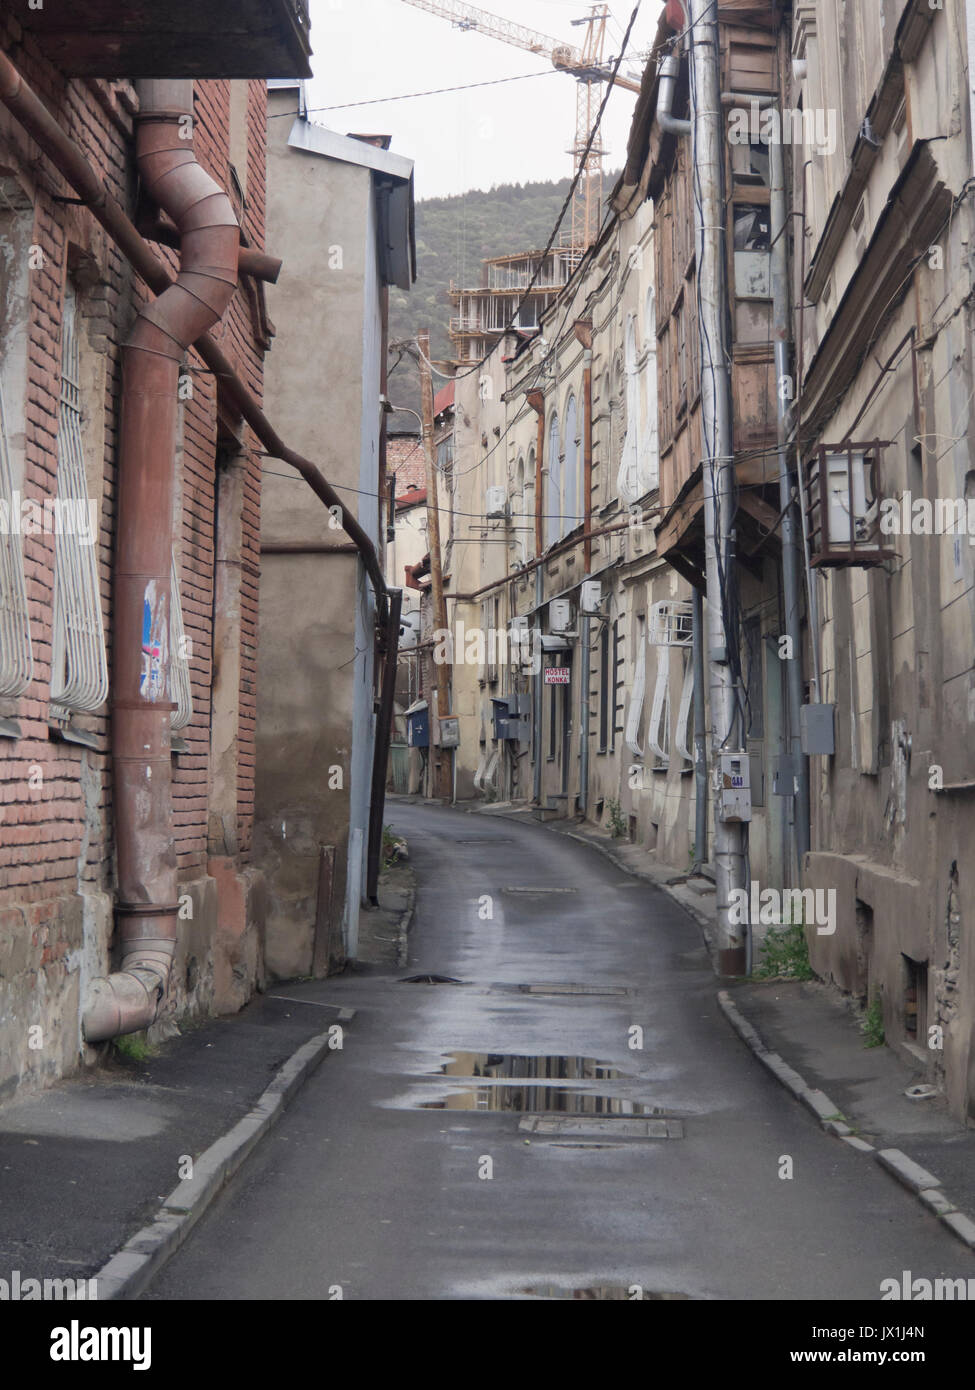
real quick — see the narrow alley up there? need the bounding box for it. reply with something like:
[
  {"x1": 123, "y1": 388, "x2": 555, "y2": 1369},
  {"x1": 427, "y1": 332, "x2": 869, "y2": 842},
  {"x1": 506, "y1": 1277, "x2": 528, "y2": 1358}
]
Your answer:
[{"x1": 141, "y1": 803, "x2": 964, "y2": 1302}]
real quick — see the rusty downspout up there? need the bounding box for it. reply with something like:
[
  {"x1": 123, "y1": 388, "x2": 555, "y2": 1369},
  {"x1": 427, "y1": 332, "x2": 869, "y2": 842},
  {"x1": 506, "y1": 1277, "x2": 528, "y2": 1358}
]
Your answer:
[{"x1": 84, "y1": 80, "x2": 239, "y2": 1042}]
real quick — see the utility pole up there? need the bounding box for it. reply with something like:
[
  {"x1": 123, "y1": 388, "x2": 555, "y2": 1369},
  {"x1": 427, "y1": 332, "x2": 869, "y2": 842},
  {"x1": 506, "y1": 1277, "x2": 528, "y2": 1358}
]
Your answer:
[
  {"x1": 688, "y1": 0, "x2": 749, "y2": 973},
  {"x1": 417, "y1": 330, "x2": 453, "y2": 801}
]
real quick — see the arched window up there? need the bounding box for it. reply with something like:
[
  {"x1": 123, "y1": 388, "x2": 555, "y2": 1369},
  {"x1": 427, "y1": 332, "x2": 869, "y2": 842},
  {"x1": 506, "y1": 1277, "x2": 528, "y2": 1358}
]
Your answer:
[
  {"x1": 563, "y1": 393, "x2": 578, "y2": 536},
  {"x1": 515, "y1": 454, "x2": 526, "y2": 562},
  {"x1": 526, "y1": 446, "x2": 536, "y2": 559},
  {"x1": 546, "y1": 412, "x2": 561, "y2": 548}
]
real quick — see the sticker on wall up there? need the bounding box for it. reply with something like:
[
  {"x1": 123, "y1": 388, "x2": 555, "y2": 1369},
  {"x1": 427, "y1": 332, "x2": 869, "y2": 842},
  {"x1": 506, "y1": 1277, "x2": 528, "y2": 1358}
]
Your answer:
[{"x1": 140, "y1": 580, "x2": 167, "y2": 701}]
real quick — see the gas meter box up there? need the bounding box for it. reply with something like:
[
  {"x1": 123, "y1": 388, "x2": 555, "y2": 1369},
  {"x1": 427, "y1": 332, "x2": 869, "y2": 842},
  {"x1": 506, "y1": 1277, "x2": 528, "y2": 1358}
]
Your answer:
[{"x1": 717, "y1": 752, "x2": 752, "y2": 823}]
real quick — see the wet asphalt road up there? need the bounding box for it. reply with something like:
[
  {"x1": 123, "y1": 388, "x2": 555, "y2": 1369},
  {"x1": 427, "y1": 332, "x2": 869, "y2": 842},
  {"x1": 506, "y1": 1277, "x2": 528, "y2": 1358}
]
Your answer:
[{"x1": 145, "y1": 802, "x2": 968, "y2": 1300}]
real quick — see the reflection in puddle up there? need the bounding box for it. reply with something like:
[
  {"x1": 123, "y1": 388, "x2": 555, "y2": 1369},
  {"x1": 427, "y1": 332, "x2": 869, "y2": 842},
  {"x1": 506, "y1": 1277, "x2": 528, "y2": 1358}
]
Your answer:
[
  {"x1": 417, "y1": 1052, "x2": 652, "y2": 1114},
  {"x1": 522, "y1": 1285, "x2": 690, "y2": 1300},
  {"x1": 419, "y1": 1086, "x2": 656, "y2": 1114},
  {"x1": 439, "y1": 1052, "x2": 622, "y2": 1080}
]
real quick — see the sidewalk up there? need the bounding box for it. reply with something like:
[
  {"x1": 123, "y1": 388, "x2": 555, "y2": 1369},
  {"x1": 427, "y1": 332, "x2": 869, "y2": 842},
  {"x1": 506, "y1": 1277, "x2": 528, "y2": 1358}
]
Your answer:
[
  {"x1": 0, "y1": 864, "x2": 413, "y2": 1299},
  {"x1": 472, "y1": 800, "x2": 975, "y2": 1253}
]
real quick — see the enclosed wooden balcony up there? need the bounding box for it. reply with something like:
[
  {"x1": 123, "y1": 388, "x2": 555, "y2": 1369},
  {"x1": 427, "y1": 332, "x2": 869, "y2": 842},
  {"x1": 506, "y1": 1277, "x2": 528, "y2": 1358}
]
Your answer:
[{"x1": 19, "y1": 1, "x2": 312, "y2": 78}]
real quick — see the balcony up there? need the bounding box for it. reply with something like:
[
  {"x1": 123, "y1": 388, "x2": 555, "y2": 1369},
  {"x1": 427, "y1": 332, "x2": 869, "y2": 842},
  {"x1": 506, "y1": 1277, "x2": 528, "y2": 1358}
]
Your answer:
[{"x1": 19, "y1": 0, "x2": 312, "y2": 78}]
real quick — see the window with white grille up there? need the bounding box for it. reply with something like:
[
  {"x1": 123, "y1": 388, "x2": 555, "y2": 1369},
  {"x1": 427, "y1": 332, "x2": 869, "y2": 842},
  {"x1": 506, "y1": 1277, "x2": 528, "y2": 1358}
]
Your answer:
[
  {"x1": 50, "y1": 290, "x2": 108, "y2": 716},
  {"x1": 170, "y1": 554, "x2": 193, "y2": 732},
  {"x1": 0, "y1": 374, "x2": 33, "y2": 697}
]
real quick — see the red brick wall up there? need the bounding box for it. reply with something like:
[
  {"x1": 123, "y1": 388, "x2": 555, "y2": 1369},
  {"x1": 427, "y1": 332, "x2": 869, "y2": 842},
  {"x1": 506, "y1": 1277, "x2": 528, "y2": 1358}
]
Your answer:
[{"x1": 0, "y1": 28, "x2": 267, "y2": 904}]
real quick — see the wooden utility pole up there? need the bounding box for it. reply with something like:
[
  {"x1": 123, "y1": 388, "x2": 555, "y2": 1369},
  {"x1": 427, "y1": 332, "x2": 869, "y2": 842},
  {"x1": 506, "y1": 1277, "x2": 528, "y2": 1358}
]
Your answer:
[{"x1": 417, "y1": 331, "x2": 453, "y2": 801}]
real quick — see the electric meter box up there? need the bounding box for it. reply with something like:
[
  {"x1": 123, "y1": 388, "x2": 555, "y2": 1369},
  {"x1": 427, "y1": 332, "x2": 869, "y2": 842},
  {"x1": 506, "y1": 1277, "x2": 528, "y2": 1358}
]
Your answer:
[
  {"x1": 491, "y1": 696, "x2": 530, "y2": 742},
  {"x1": 405, "y1": 701, "x2": 429, "y2": 749},
  {"x1": 800, "y1": 702, "x2": 836, "y2": 756},
  {"x1": 438, "y1": 716, "x2": 460, "y2": 749},
  {"x1": 718, "y1": 752, "x2": 752, "y2": 823}
]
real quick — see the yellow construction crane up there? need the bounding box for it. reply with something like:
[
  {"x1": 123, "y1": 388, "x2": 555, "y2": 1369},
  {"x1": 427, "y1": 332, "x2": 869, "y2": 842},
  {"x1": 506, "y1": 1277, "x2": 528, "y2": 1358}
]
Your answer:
[{"x1": 401, "y1": 1, "x2": 642, "y2": 249}]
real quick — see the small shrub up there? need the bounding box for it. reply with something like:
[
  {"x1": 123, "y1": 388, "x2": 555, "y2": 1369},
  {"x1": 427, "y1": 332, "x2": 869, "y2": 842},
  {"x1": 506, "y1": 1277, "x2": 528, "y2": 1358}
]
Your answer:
[
  {"x1": 861, "y1": 997, "x2": 885, "y2": 1048},
  {"x1": 606, "y1": 798, "x2": 627, "y2": 839},
  {"x1": 754, "y1": 920, "x2": 814, "y2": 981},
  {"x1": 113, "y1": 1033, "x2": 154, "y2": 1063}
]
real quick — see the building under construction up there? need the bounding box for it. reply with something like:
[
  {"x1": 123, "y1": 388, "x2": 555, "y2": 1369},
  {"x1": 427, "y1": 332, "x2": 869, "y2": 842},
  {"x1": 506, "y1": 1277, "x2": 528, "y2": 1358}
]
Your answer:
[{"x1": 448, "y1": 247, "x2": 582, "y2": 364}]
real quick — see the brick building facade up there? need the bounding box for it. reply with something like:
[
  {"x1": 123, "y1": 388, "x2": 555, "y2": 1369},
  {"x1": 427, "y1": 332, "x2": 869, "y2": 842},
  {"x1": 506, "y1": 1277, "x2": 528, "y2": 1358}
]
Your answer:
[{"x1": 0, "y1": 12, "x2": 293, "y2": 1099}]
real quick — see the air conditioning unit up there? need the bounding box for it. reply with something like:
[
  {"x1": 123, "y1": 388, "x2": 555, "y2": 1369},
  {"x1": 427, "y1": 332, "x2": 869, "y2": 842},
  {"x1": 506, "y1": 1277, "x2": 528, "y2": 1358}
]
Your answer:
[
  {"x1": 485, "y1": 485, "x2": 508, "y2": 519},
  {"x1": 580, "y1": 580, "x2": 602, "y2": 614},
  {"x1": 548, "y1": 598, "x2": 575, "y2": 633}
]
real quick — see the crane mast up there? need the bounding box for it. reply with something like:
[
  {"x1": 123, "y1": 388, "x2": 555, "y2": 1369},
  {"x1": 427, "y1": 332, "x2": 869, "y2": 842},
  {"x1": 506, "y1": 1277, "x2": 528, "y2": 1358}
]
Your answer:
[{"x1": 401, "y1": 0, "x2": 640, "y2": 249}]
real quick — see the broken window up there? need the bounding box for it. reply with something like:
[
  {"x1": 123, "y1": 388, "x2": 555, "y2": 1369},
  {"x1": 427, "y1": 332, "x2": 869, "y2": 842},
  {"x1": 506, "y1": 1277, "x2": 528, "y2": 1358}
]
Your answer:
[{"x1": 733, "y1": 203, "x2": 772, "y2": 298}]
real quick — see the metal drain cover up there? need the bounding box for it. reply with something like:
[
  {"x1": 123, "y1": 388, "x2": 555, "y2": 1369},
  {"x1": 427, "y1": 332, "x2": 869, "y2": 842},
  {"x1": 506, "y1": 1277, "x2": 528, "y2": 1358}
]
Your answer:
[
  {"x1": 519, "y1": 983, "x2": 629, "y2": 997},
  {"x1": 519, "y1": 1115, "x2": 684, "y2": 1139},
  {"x1": 503, "y1": 886, "x2": 578, "y2": 895}
]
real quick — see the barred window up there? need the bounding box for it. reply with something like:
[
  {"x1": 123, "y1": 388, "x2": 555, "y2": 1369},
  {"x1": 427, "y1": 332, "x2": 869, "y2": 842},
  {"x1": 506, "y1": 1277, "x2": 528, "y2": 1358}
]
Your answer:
[
  {"x1": 50, "y1": 290, "x2": 108, "y2": 716},
  {"x1": 0, "y1": 374, "x2": 33, "y2": 698},
  {"x1": 170, "y1": 554, "x2": 193, "y2": 732}
]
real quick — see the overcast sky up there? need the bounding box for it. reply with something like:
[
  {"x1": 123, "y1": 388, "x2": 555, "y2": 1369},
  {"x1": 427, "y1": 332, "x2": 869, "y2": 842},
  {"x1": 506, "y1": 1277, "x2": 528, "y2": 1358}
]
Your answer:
[{"x1": 304, "y1": 0, "x2": 663, "y2": 200}]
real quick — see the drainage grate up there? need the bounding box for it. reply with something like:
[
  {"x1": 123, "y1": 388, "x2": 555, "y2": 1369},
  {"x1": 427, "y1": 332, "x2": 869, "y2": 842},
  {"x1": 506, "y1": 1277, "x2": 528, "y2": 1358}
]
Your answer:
[
  {"x1": 398, "y1": 974, "x2": 465, "y2": 985},
  {"x1": 455, "y1": 836, "x2": 514, "y2": 844},
  {"x1": 519, "y1": 1115, "x2": 684, "y2": 1139}
]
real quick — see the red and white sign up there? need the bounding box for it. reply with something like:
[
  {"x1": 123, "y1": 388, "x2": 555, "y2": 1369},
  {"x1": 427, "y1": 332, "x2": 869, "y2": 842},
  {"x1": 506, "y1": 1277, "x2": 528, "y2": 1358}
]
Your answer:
[{"x1": 544, "y1": 667, "x2": 570, "y2": 685}]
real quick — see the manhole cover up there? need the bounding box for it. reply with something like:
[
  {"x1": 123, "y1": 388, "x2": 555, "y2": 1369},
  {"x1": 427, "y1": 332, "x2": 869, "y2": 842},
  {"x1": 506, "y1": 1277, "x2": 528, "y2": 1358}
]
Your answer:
[
  {"x1": 519, "y1": 983, "x2": 629, "y2": 997},
  {"x1": 521, "y1": 1284, "x2": 690, "y2": 1300},
  {"x1": 519, "y1": 1115, "x2": 684, "y2": 1139},
  {"x1": 455, "y1": 837, "x2": 514, "y2": 844},
  {"x1": 398, "y1": 974, "x2": 464, "y2": 985}
]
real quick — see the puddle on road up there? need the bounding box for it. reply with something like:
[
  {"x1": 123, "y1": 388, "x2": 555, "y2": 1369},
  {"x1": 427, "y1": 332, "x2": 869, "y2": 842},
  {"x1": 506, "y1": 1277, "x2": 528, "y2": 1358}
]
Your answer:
[
  {"x1": 413, "y1": 1051, "x2": 657, "y2": 1115},
  {"x1": 521, "y1": 1284, "x2": 690, "y2": 1301}
]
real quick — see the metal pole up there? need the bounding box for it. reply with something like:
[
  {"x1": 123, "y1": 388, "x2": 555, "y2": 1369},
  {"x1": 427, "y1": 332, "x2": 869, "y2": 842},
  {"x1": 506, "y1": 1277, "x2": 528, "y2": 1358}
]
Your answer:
[
  {"x1": 692, "y1": 585, "x2": 708, "y2": 869},
  {"x1": 417, "y1": 332, "x2": 452, "y2": 801},
  {"x1": 366, "y1": 587, "x2": 403, "y2": 904},
  {"x1": 688, "y1": 0, "x2": 748, "y2": 973},
  {"x1": 769, "y1": 130, "x2": 810, "y2": 872}
]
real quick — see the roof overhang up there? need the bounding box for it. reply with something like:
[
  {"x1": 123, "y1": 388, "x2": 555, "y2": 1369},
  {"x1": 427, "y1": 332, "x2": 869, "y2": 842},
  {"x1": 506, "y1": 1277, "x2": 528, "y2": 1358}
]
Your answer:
[{"x1": 19, "y1": 0, "x2": 313, "y2": 78}]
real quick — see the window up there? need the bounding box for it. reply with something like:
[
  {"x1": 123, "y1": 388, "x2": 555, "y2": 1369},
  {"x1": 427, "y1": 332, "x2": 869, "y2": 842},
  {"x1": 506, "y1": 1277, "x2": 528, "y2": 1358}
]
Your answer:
[
  {"x1": 563, "y1": 393, "x2": 579, "y2": 535},
  {"x1": 733, "y1": 203, "x2": 772, "y2": 298},
  {"x1": 526, "y1": 446, "x2": 536, "y2": 559},
  {"x1": 648, "y1": 646, "x2": 672, "y2": 767},
  {"x1": 618, "y1": 315, "x2": 640, "y2": 504},
  {"x1": 0, "y1": 373, "x2": 33, "y2": 699},
  {"x1": 546, "y1": 412, "x2": 561, "y2": 547},
  {"x1": 624, "y1": 614, "x2": 646, "y2": 756},
  {"x1": 50, "y1": 288, "x2": 108, "y2": 716},
  {"x1": 170, "y1": 554, "x2": 193, "y2": 732},
  {"x1": 598, "y1": 622, "x2": 610, "y2": 752}
]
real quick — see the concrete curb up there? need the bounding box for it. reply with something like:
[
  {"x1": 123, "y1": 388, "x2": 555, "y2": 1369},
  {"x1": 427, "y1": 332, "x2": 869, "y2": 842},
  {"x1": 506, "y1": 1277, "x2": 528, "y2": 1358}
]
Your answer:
[
  {"x1": 717, "y1": 990, "x2": 975, "y2": 1255},
  {"x1": 90, "y1": 1006, "x2": 356, "y2": 1300}
]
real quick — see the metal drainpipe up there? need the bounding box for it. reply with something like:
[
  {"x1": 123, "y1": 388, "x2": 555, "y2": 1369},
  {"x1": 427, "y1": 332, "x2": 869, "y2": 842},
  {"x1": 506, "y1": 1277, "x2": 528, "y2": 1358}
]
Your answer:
[
  {"x1": 84, "y1": 80, "x2": 239, "y2": 1042},
  {"x1": 769, "y1": 122, "x2": 811, "y2": 871},
  {"x1": 657, "y1": 51, "x2": 692, "y2": 136}
]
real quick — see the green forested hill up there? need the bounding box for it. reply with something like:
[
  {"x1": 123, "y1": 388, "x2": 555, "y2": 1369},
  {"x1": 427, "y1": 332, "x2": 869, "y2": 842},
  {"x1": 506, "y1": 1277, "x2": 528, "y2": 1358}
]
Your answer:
[{"x1": 387, "y1": 175, "x2": 575, "y2": 417}]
